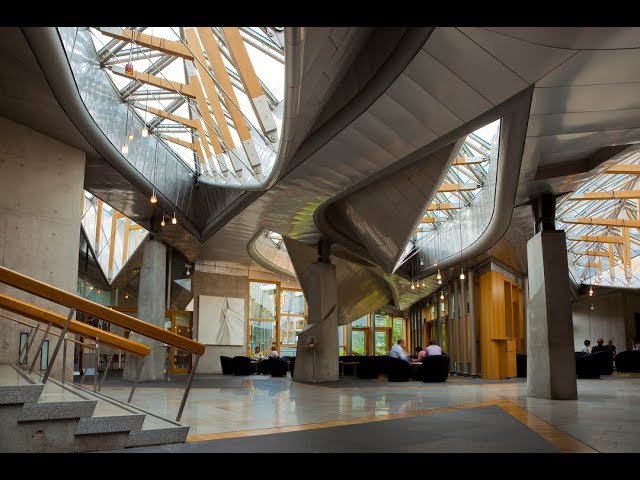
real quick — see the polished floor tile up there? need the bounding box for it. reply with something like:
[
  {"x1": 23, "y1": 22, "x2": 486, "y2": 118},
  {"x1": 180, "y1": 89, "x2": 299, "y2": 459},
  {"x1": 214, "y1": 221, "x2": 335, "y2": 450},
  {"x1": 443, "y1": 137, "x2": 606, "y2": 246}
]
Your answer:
[{"x1": 98, "y1": 375, "x2": 640, "y2": 452}]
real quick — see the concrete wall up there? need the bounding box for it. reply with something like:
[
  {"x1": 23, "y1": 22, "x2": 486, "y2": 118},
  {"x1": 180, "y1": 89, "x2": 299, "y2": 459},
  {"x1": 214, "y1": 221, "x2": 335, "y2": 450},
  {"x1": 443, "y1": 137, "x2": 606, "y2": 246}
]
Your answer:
[
  {"x1": 0, "y1": 115, "x2": 85, "y2": 379},
  {"x1": 192, "y1": 261, "x2": 300, "y2": 374},
  {"x1": 572, "y1": 290, "x2": 640, "y2": 352}
]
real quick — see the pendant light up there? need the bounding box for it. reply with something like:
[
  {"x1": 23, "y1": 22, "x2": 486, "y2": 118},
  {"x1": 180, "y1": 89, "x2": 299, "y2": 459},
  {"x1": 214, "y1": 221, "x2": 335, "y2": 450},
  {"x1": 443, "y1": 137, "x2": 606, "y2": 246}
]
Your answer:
[
  {"x1": 172, "y1": 212, "x2": 177, "y2": 225},
  {"x1": 588, "y1": 286, "x2": 594, "y2": 297},
  {"x1": 150, "y1": 188, "x2": 157, "y2": 204},
  {"x1": 160, "y1": 214, "x2": 166, "y2": 227},
  {"x1": 125, "y1": 35, "x2": 134, "y2": 76},
  {"x1": 125, "y1": 292, "x2": 129, "y2": 299},
  {"x1": 440, "y1": 291, "x2": 444, "y2": 301}
]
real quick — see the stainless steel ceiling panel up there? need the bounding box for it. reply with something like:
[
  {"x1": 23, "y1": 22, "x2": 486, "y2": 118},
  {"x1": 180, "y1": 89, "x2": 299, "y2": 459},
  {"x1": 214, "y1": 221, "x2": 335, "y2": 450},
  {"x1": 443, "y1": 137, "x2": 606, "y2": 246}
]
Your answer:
[
  {"x1": 528, "y1": 109, "x2": 640, "y2": 138},
  {"x1": 404, "y1": 49, "x2": 493, "y2": 122},
  {"x1": 366, "y1": 93, "x2": 438, "y2": 149},
  {"x1": 531, "y1": 83, "x2": 640, "y2": 115},
  {"x1": 386, "y1": 73, "x2": 464, "y2": 136},
  {"x1": 537, "y1": 49, "x2": 640, "y2": 87},
  {"x1": 483, "y1": 27, "x2": 640, "y2": 50},
  {"x1": 424, "y1": 27, "x2": 528, "y2": 105},
  {"x1": 458, "y1": 27, "x2": 577, "y2": 84}
]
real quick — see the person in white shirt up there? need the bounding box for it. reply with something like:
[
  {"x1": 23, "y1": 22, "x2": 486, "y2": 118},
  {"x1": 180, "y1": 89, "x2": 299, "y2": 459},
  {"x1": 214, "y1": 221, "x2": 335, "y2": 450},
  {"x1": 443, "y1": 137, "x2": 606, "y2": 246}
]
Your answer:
[
  {"x1": 268, "y1": 346, "x2": 279, "y2": 358},
  {"x1": 389, "y1": 339, "x2": 409, "y2": 362},
  {"x1": 582, "y1": 339, "x2": 591, "y2": 354},
  {"x1": 425, "y1": 339, "x2": 443, "y2": 356}
]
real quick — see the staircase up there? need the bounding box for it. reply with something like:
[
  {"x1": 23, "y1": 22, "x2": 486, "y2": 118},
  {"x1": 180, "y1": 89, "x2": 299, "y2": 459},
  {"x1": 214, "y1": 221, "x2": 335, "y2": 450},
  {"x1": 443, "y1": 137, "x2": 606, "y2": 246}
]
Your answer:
[{"x1": 0, "y1": 364, "x2": 189, "y2": 452}]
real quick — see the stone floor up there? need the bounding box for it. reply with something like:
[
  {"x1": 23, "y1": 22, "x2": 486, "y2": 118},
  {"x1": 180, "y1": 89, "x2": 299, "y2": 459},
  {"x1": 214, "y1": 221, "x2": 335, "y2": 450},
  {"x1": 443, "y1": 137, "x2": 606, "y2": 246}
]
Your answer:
[{"x1": 97, "y1": 373, "x2": 640, "y2": 453}]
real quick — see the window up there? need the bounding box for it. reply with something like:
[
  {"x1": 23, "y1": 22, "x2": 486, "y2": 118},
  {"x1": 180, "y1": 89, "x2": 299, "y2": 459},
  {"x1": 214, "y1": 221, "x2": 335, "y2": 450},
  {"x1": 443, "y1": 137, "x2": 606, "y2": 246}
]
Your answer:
[
  {"x1": 351, "y1": 314, "x2": 370, "y2": 356},
  {"x1": 248, "y1": 281, "x2": 306, "y2": 357},
  {"x1": 338, "y1": 325, "x2": 348, "y2": 356},
  {"x1": 280, "y1": 288, "x2": 307, "y2": 357}
]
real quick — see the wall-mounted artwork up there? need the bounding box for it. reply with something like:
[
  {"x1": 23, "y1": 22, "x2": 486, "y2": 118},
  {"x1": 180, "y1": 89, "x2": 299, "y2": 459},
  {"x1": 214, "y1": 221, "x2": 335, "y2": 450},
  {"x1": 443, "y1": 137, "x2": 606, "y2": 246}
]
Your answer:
[{"x1": 198, "y1": 295, "x2": 244, "y2": 345}]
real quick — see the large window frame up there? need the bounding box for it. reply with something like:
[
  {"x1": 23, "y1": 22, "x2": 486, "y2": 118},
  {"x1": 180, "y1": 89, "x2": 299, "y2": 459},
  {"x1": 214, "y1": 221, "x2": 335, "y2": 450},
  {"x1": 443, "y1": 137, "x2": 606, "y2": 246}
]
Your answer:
[{"x1": 247, "y1": 280, "x2": 307, "y2": 357}]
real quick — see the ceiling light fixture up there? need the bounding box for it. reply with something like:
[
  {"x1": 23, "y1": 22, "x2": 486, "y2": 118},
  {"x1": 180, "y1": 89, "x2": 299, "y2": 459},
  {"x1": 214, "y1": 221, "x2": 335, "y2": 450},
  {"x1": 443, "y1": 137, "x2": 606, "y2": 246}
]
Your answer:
[
  {"x1": 440, "y1": 291, "x2": 444, "y2": 300},
  {"x1": 172, "y1": 212, "x2": 177, "y2": 225},
  {"x1": 150, "y1": 189, "x2": 157, "y2": 204}
]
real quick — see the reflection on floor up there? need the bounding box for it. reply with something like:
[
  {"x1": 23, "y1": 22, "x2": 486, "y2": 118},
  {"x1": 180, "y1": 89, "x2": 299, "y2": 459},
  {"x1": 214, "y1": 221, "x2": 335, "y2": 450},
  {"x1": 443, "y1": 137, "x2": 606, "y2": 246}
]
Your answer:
[
  {"x1": 119, "y1": 405, "x2": 560, "y2": 453},
  {"x1": 97, "y1": 374, "x2": 640, "y2": 453}
]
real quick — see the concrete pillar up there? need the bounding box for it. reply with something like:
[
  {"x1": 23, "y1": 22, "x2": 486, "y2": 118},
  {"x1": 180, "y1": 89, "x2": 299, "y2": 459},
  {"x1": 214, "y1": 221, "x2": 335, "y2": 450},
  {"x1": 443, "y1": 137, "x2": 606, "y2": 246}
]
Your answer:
[
  {"x1": 460, "y1": 276, "x2": 468, "y2": 375},
  {"x1": 469, "y1": 269, "x2": 477, "y2": 376},
  {"x1": 0, "y1": 116, "x2": 85, "y2": 381},
  {"x1": 294, "y1": 262, "x2": 338, "y2": 382},
  {"x1": 526, "y1": 230, "x2": 577, "y2": 400},
  {"x1": 124, "y1": 239, "x2": 167, "y2": 382}
]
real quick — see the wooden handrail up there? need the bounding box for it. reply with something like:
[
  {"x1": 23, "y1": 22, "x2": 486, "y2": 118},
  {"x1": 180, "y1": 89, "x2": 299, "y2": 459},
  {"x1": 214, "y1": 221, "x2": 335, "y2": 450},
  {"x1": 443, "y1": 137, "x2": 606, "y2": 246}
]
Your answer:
[
  {"x1": 0, "y1": 312, "x2": 98, "y2": 350},
  {"x1": 0, "y1": 266, "x2": 205, "y2": 355},
  {"x1": 0, "y1": 293, "x2": 150, "y2": 357}
]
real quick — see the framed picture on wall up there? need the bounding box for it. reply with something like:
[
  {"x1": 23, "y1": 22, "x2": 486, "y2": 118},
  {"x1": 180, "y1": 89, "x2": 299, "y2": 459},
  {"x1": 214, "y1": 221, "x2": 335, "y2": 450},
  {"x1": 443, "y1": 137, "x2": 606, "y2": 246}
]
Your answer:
[{"x1": 198, "y1": 295, "x2": 244, "y2": 345}]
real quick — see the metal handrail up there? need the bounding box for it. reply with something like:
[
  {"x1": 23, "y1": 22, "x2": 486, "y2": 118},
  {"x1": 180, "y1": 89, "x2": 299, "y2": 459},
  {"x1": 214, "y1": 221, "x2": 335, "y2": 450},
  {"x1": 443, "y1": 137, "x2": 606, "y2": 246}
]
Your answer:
[
  {"x1": 0, "y1": 293, "x2": 150, "y2": 356},
  {"x1": 0, "y1": 266, "x2": 204, "y2": 355},
  {"x1": 0, "y1": 266, "x2": 204, "y2": 421},
  {"x1": 0, "y1": 311, "x2": 97, "y2": 349}
]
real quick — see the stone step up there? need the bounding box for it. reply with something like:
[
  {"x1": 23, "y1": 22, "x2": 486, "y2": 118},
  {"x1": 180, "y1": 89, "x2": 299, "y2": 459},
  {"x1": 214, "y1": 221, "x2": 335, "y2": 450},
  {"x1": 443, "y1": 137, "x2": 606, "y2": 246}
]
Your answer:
[
  {"x1": 49, "y1": 377, "x2": 189, "y2": 447},
  {"x1": 0, "y1": 364, "x2": 44, "y2": 404}
]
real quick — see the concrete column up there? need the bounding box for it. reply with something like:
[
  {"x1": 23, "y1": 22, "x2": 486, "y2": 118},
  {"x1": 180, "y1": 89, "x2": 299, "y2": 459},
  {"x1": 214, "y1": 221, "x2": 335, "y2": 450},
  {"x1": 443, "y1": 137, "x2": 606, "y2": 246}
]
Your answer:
[
  {"x1": 294, "y1": 262, "x2": 338, "y2": 382},
  {"x1": 0, "y1": 116, "x2": 85, "y2": 381},
  {"x1": 526, "y1": 230, "x2": 577, "y2": 400},
  {"x1": 124, "y1": 239, "x2": 167, "y2": 382},
  {"x1": 469, "y1": 269, "x2": 477, "y2": 376},
  {"x1": 460, "y1": 276, "x2": 468, "y2": 375}
]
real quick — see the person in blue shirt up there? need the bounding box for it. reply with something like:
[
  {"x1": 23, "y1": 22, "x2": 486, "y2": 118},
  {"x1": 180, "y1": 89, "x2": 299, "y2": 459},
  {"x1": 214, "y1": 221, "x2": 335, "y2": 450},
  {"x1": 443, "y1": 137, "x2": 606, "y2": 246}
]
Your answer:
[{"x1": 389, "y1": 338, "x2": 410, "y2": 362}]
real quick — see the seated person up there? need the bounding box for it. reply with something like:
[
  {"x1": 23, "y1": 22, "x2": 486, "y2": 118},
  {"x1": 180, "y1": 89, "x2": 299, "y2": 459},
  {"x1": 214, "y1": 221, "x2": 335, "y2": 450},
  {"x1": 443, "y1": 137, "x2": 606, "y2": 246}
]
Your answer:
[
  {"x1": 416, "y1": 346, "x2": 427, "y2": 362},
  {"x1": 389, "y1": 338, "x2": 410, "y2": 362},
  {"x1": 425, "y1": 338, "x2": 443, "y2": 356},
  {"x1": 250, "y1": 346, "x2": 265, "y2": 359},
  {"x1": 591, "y1": 338, "x2": 609, "y2": 354},
  {"x1": 582, "y1": 339, "x2": 591, "y2": 354},
  {"x1": 607, "y1": 339, "x2": 616, "y2": 355},
  {"x1": 268, "y1": 345, "x2": 279, "y2": 358}
]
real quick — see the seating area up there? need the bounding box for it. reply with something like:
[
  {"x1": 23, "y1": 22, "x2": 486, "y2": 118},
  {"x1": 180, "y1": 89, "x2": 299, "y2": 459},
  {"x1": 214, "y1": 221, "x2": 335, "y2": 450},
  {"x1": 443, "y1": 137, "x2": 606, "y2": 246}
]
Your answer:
[
  {"x1": 221, "y1": 355, "x2": 294, "y2": 377},
  {"x1": 614, "y1": 350, "x2": 640, "y2": 373},
  {"x1": 338, "y1": 355, "x2": 449, "y2": 383}
]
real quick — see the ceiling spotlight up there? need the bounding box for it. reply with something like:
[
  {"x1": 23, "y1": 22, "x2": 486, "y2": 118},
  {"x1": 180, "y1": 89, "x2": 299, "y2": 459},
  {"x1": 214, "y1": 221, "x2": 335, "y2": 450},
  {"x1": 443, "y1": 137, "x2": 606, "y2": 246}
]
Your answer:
[
  {"x1": 141, "y1": 127, "x2": 149, "y2": 138},
  {"x1": 97, "y1": 289, "x2": 101, "y2": 294},
  {"x1": 89, "y1": 285, "x2": 94, "y2": 290}
]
